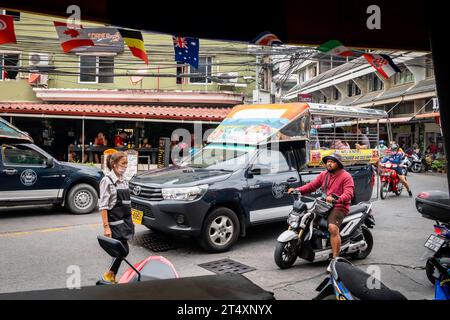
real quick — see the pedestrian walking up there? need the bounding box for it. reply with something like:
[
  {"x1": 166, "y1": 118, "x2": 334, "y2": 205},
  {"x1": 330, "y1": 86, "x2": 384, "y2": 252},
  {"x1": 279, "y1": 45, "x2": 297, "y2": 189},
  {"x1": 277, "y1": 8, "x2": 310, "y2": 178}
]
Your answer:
[{"x1": 97, "y1": 151, "x2": 135, "y2": 284}]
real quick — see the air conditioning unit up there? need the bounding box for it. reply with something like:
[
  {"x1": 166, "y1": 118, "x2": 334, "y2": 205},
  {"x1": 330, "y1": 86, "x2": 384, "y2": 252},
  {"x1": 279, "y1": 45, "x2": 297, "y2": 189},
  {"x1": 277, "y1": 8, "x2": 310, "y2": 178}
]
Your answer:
[
  {"x1": 29, "y1": 53, "x2": 50, "y2": 72},
  {"x1": 28, "y1": 73, "x2": 48, "y2": 86},
  {"x1": 217, "y1": 72, "x2": 238, "y2": 83}
]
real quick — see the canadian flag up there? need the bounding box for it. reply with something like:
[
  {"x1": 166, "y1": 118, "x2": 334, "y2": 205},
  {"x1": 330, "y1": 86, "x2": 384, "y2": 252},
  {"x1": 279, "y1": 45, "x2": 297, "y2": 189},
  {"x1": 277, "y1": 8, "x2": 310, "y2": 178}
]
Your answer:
[{"x1": 54, "y1": 22, "x2": 94, "y2": 53}]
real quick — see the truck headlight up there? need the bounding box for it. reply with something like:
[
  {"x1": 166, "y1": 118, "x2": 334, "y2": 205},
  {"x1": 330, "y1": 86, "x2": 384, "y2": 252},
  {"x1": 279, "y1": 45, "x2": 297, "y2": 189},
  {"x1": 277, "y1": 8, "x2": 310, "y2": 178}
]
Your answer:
[{"x1": 162, "y1": 185, "x2": 208, "y2": 201}]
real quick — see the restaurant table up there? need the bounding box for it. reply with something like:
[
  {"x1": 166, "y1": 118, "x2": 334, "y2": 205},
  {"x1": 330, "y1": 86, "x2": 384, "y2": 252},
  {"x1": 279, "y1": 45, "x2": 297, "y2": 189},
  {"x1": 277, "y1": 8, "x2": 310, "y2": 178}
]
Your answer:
[{"x1": 69, "y1": 146, "x2": 158, "y2": 164}]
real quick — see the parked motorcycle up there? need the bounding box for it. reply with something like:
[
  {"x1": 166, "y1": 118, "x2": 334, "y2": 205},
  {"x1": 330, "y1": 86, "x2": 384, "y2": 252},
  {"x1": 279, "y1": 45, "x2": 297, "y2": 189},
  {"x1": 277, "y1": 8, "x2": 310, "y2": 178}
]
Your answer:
[
  {"x1": 96, "y1": 235, "x2": 179, "y2": 284},
  {"x1": 409, "y1": 152, "x2": 424, "y2": 173},
  {"x1": 401, "y1": 156, "x2": 411, "y2": 176},
  {"x1": 313, "y1": 256, "x2": 449, "y2": 300},
  {"x1": 379, "y1": 162, "x2": 406, "y2": 199},
  {"x1": 415, "y1": 191, "x2": 450, "y2": 285},
  {"x1": 274, "y1": 191, "x2": 375, "y2": 269}
]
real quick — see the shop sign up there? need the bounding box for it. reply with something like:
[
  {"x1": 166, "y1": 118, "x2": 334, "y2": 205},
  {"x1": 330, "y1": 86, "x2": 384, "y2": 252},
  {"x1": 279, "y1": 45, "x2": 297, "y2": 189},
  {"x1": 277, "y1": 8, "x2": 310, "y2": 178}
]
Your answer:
[{"x1": 71, "y1": 27, "x2": 124, "y2": 53}]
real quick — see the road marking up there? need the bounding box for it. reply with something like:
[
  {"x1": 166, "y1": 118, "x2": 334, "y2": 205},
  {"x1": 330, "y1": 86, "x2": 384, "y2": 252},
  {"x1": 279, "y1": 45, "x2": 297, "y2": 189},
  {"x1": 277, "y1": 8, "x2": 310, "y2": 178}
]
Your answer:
[{"x1": 0, "y1": 223, "x2": 101, "y2": 238}]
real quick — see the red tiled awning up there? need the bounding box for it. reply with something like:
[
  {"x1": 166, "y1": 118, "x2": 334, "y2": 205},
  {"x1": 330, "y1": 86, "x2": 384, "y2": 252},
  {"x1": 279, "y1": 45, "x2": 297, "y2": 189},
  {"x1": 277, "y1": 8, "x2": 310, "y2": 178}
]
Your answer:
[
  {"x1": 0, "y1": 103, "x2": 231, "y2": 122},
  {"x1": 414, "y1": 112, "x2": 440, "y2": 119}
]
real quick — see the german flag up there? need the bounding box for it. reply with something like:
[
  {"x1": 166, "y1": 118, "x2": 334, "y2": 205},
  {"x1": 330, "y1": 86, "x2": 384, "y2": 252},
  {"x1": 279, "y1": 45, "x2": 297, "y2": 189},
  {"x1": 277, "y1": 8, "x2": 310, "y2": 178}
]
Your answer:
[{"x1": 118, "y1": 29, "x2": 148, "y2": 64}]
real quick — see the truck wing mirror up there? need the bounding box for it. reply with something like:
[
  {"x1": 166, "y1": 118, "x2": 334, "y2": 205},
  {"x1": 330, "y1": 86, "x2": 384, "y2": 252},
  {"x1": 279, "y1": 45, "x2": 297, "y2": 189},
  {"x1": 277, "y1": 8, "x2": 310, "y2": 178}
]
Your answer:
[
  {"x1": 45, "y1": 158, "x2": 54, "y2": 168},
  {"x1": 247, "y1": 165, "x2": 270, "y2": 177}
]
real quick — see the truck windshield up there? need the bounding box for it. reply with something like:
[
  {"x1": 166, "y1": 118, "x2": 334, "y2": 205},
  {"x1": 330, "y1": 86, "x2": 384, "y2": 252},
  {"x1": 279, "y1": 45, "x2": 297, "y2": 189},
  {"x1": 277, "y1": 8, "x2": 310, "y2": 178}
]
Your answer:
[{"x1": 181, "y1": 144, "x2": 256, "y2": 172}]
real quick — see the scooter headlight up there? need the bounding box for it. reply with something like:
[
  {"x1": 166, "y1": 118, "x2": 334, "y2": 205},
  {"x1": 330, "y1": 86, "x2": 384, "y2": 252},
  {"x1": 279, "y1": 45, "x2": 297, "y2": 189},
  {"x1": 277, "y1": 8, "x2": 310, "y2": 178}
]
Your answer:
[{"x1": 287, "y1": 213, "x2": 300, "y2": 229}]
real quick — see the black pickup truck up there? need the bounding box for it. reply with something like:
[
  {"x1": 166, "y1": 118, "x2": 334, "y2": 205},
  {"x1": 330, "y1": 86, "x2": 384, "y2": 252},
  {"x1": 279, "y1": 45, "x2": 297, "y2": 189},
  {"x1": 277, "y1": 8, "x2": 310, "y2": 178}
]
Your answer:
[
  {"x1": 0, "y1": 117, "x2": 103, "y2": 214},
  {"x1": 130, "y1": 140, "x2": 374, "y2": 252}
]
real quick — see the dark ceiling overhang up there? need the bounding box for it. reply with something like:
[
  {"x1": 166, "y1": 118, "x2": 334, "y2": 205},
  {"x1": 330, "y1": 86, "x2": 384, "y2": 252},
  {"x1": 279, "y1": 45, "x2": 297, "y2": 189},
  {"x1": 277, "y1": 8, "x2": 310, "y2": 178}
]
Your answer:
[{"x1": 1, "y1": 0, "x2": 431, "y2": 51}]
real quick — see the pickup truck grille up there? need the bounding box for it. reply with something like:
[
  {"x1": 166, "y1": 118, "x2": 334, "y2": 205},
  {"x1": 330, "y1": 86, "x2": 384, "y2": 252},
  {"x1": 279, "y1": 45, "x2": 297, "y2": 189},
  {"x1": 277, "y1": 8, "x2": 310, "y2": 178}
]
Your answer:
[
  {"x1": 129, "y1": 182, "x2": 164, "y2": 201},
  {"x1": 131, "y1": 202, "x2": 154, "y2": 218}
]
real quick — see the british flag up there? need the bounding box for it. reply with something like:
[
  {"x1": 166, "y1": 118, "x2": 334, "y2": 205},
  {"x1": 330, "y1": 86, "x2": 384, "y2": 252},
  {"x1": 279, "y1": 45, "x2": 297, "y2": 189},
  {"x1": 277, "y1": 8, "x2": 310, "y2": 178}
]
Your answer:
[
  {"x1": 172, "y1": 35, "x2": 199, "y2": 69},
  {"x1": 173, "y1": 36, "x2": 188, "y2": 49}
]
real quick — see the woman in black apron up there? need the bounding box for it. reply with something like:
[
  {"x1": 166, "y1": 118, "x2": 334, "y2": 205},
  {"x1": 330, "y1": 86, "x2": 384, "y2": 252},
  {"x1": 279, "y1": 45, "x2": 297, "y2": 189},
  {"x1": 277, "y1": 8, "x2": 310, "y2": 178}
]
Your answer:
[{"x1": 98, "y1": 151, "x2": 135, "y2": 284}]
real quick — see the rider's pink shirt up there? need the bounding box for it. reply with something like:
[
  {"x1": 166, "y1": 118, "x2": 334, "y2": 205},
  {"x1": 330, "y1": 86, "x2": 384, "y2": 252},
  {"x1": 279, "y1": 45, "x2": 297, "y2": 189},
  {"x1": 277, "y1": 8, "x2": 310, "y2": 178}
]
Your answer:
[{"x1": 297, "y1": 170, "x2": 355, "y2": 214}]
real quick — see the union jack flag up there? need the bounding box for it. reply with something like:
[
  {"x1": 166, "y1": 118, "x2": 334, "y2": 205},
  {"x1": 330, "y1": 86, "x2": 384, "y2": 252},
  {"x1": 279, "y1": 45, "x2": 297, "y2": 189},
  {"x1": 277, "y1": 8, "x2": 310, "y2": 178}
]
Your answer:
[
  {"x1": 172, "y1": 35, "x2": 199, "y2": 69},
  {"x1": 173, "y1": 36, "x2": 188, "y2": 49}
]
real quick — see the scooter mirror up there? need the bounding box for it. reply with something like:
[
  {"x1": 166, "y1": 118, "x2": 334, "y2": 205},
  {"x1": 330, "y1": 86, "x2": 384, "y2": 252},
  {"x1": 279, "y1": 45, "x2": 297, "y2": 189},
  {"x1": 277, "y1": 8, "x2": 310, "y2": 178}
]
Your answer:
[{"x1": 97, "y1": 235, "x2": 128, "y2": 258}]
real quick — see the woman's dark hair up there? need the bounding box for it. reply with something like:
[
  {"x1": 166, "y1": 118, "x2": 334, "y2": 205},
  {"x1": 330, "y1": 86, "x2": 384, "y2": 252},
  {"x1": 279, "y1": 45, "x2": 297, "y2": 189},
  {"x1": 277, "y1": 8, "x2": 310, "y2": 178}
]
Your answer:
[{"x1": 106, "y1": 151, "x2": 127, "y2": 170}]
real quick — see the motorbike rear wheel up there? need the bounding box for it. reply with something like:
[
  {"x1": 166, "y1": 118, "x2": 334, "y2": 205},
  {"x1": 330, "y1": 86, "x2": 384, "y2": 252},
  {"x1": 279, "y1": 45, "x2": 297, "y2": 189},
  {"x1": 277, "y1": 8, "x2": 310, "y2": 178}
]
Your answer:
[
  {"x1": 350, "y1": 227, "x2": 373, "y2": 260},
  {"x1": 394, "y1": 182, "x2": 403, "y2": 196},
  {"x1": 411, "y1": 163, "x2": 422, "y2": 173},
  {"x1": 425, "y1": 249, "x2": 450, "y2": 285},
  {"x1": 274, "y1": 240, "x2": 298, "y2": 269},
  {"x1": 380, "y1": 181, "x2": 388, "y2": 200}
]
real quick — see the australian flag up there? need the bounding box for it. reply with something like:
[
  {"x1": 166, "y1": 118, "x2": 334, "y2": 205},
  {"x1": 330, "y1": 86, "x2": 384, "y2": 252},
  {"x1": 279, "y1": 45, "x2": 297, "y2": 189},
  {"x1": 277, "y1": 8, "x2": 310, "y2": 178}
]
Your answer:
[{"x1": 173, "y1": 36, "x2": 199, "y2": 69}]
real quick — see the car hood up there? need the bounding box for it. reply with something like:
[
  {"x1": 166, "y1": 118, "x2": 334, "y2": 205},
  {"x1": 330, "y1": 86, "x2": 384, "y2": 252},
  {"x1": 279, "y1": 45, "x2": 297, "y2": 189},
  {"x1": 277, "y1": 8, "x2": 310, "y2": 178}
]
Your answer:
[
  {"x1": 131, "y1": 165, "x2": 233, "y2": 187},
  {"x1": 59, "y1": 161, "x2": 103, "y2": 175}
]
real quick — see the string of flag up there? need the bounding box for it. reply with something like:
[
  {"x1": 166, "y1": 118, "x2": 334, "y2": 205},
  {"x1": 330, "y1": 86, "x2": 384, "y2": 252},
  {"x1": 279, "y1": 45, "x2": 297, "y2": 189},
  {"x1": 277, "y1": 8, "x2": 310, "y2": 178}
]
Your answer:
[
  {"x1": 317, "y1": 39, "x2": 401, "y2": 79},
  {"x1": 1, "y1": 12, "x2": 402, "y2": 79}
]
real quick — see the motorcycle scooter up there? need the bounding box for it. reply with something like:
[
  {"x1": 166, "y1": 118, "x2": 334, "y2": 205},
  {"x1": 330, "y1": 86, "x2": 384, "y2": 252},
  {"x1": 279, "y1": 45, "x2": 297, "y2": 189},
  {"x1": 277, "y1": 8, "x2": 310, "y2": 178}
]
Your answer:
[
  {"x1": 379, "y1": 162, "x2": 407, "y2": 199},
  {"x1": 96, "y1": 235, "x2": 179, "y2": 284},
  {"x1": 415, "y1": 191, "x2": 450, "y2": 285},
  {"x1": 313, "y1": 256, "x2": 449, "y2": 300},
  {"x1": 274, "y1": 191, "x2": 375, "y2": 269}
]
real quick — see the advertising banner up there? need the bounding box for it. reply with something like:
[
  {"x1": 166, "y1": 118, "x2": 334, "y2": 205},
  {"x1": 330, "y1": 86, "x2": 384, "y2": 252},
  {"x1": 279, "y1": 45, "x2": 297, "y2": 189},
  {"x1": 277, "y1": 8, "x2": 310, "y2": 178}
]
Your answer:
[
  {"x1": 309, "y1": 149, "x2": 379, "y2": 166},
  {"x1": 207, "y1": 103, "x2": 309, "y2": 145}
]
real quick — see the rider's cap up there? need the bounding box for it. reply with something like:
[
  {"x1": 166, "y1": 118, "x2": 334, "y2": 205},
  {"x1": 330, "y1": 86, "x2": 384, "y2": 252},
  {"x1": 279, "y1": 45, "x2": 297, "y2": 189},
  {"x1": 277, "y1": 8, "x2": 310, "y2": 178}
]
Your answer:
[
  {"x1": 391, "y1": 143, "x2": 399, "y2": 150},
  {"x1": 379, "y1": 140, "x2": 385, "y2": 145},
  {"x1": 322, "y1": 152, "x2": 344, "y2": 169}
]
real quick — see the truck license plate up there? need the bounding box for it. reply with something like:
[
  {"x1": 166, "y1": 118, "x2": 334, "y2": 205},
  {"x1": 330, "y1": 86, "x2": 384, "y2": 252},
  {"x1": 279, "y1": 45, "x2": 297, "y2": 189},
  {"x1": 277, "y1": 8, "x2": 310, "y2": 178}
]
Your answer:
[
  {"x1": 424, "y1": 234, "x2": 445, "y2": 252},
  {"x1": 131, "y1": 208, "x2": 143, "y2": 225}
]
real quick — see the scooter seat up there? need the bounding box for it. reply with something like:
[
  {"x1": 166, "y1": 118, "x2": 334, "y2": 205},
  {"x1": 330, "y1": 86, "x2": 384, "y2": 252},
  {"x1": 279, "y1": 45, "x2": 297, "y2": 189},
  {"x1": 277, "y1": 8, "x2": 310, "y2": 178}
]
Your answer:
[
  {"x1": 335, "y1": 260, "x2": 407, "y2": 300},
  {"x1": 348, "y1": 204, "x2": 369, "y2": 216}
]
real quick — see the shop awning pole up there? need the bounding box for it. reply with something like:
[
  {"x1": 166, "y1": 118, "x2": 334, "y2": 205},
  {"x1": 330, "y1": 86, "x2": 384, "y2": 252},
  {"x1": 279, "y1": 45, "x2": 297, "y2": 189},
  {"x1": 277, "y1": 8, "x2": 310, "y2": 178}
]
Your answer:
[
  {"x1": 82, "y1": 118, "x2": 85, "y2": 164},
  {"x1": 377, "y1": 119, "x2": 380, "y2": 200}
]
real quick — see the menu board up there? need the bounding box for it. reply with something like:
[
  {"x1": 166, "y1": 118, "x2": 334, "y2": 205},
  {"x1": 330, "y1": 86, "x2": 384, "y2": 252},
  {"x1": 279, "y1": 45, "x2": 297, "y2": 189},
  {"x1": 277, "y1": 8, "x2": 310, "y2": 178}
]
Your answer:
[
  {"x1": 124, "y1": 149, "x2": 139, "y2": 181},
  {"x1": 102, "y1": 148, "x2": 118, "y2": 174},
  {"x1": 157, "y1": 137, "x2": 171, "y2": 168}
]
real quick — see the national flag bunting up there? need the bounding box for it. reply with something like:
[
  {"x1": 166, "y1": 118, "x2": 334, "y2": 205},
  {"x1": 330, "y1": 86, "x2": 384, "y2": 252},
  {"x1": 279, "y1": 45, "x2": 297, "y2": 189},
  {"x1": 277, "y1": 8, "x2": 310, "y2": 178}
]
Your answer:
[
  {"x1": 118, "y1": 29, "x2": 148, "y2": 64},
  {"x1": 251, "y1": 31, "x2": 282, "y2": 46},
  {"x1": 363, "y1": 53, "x2": 401, "y2": 79},
  {"x1": 0, "y1": 14, "x2": 17, "y2": 45},
  {"x1": 173, "y1": 36, "x2": 199, "y2": 69},
  {"x1": 317, "y1": 40, "x2": 355, "y2": 57},
  {"x1": 53, "y1": 22, "x2": 95, "y2": 53}
]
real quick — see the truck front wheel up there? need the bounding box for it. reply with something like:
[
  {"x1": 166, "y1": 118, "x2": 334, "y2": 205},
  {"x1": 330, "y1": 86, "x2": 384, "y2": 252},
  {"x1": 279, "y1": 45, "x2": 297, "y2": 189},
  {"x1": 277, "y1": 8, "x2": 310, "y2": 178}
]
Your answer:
[
  {"x1": 66, "y1": 183, "x2": 98, "y2": 214},
  {"x1": 199, "y1": 207, "x2": 240, "y2": 253}
]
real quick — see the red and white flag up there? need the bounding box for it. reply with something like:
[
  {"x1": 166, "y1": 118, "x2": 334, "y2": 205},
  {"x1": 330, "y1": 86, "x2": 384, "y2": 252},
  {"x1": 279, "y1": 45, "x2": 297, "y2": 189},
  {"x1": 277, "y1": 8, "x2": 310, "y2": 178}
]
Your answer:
[
  {"x1": 363, "y1": 53, "x2": 401, "y2": 79},
  {"x1": 0, "y1": 14, "x2": 17, "y2": 45},
  {"x1": 54, "y1": 22, "x2": 95, "y2": 53}
]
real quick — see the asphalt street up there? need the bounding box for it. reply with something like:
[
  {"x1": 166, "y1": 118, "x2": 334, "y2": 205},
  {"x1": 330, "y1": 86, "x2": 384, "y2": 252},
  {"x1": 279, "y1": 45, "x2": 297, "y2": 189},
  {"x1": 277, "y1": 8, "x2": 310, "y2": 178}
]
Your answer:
[{"x1": 0, "y1": 173, "x2": 448, "y2": 299}]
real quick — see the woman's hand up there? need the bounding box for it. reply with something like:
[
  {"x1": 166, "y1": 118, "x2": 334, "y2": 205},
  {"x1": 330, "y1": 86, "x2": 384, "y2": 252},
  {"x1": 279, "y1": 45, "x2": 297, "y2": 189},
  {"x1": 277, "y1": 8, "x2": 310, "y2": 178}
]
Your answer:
[{"x1": 104, "y1": 226, "x2": 112, "y2": 238}]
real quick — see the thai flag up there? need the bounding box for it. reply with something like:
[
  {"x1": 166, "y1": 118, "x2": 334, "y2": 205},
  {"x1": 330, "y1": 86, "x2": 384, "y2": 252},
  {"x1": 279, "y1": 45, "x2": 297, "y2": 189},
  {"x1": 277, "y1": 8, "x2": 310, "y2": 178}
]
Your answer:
[{"x1": 251, "y1": 31, "x2": 283, "y2": 46}]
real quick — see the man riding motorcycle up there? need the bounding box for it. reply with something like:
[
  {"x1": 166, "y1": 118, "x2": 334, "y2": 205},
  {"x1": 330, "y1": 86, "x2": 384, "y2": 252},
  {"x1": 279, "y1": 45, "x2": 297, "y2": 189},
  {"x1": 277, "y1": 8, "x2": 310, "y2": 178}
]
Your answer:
[
  {"x1": 380, "y1": 144, "x2": 413, "y2": 197},
  {"x1": 288, "y1": 152, "x2": 354, "y2": 259}
]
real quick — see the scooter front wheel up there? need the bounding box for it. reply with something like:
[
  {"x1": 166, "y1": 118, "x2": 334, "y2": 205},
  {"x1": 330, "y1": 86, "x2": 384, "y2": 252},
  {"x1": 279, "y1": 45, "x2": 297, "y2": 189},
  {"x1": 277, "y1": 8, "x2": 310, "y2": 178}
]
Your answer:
[
  {"x1": 380, "y1": 181, "x2": 388, "y2": 200},
  {"x1": 274, "y1": 240, "x2": 298, "y2": 269}
]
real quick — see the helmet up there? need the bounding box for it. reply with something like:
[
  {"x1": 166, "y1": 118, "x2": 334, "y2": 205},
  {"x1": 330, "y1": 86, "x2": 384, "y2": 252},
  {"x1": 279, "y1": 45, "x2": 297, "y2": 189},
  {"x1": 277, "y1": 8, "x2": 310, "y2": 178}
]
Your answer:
[
  {"x1": 379, "y1": 140, "x2": 385, "y2": 145},
  {"x1": 391, "y1": 143, "x2": 399, "y2": 151},
  {"x1": 322, "y1": 152, "x2": 344, "y2": 169}
]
